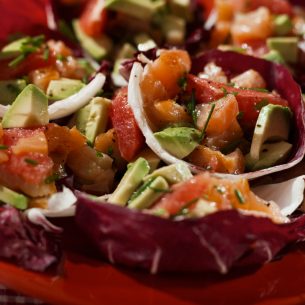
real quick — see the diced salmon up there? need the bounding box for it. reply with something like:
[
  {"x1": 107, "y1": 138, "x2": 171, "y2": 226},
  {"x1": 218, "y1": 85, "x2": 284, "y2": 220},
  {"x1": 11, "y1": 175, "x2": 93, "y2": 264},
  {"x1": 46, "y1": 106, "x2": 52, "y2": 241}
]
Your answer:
[{"x1": 186, "y1": 146, "x2": 245, "y2": 174}]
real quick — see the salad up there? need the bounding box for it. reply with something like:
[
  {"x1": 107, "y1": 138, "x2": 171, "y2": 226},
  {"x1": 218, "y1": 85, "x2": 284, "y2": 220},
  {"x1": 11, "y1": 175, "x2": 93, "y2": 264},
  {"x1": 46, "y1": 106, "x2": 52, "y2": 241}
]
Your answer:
[{"x1": 0, "y1": 0, "x2": 305, "y2": 274}]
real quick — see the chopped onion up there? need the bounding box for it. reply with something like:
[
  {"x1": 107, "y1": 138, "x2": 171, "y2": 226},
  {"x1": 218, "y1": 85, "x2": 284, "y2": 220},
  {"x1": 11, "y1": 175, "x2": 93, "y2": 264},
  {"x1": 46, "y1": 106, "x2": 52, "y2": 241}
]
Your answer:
[{"x1": 25, "y1": 186, "x2": 77, "y2": 232}]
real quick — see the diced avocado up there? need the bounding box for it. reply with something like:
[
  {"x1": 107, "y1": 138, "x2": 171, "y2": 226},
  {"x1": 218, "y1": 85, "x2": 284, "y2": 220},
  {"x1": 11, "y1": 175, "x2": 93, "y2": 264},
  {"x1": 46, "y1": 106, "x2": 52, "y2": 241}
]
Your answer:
[
  {"x1": 86, "y1": 97, "x2": 111, "y2": 144},
  {"x1": 2, "y1": 84, "x2": 48, "y2": 128},
  {"x1": 0, "y1": 79, "x2": 27, "y2": 105},
  {"x1": 162, "y1": 15, "x2": 186, "y2": 45},
  {"x1": 76, "y1": 97, "x2": 111, "y2": 144},
  {"x1": 105, "y1": 0, "x2": 165, "y2": 21},
  {"x1": 246, "y1": 141, "x2": 292, "y2": 170},
  {"x1": 218, "y1": 45, "x2": 246, "y2": 53},
  {"x1": 47, "y1": 78, "x2": 85, "y2": 101},
  {"x1": 249, "y1": 104, "x2": 292, "y2": 161},
  {"x1": 267, "y1": 37, "x2": 298, "y2": 63},
  {"x1": 273, "y1": 14, "x2": 293, "y2": 36},
  {"x1": 73, "y1": 20, "x2": 112, "y2": 60},
  {"x1": 134, "y1": 33, "x2": 157, "y2": 52},
  {"x1": 262, "y1": 49, "x2": 286, "y2": 65},
  {"x1": 154, "y1": 127, "x2": 200, "y2": 159},
  {"x1": 0, "y1": 37, "x2": 28, "y2": 59},
  {"x1": 75, "y1": 103, "x2": 91, "y2": 135},
  {"x1": 0, "y1": 185, "x2": 28, "y2": 210},
  {"x1": 143, "y1": 163, "x2": 192, "y2": 184},
  {"x1": 111, "y1": 43, "x2": 136, "y2": 87},
  {"x1": 133, "y1": 148, "x2": 161, "y2": 172},
  {"x1": 128, "y1": 176, "x2": 169, "y2": 210},
  {"x1": 168, "y1": 0, "x2": 192, "y2": 21},
  {"x1": 108, "y1": 157, "x2": 150, "y2": 206},
  {"x1": 77, "y1": 59, "x2": 95, "y2": 76}
]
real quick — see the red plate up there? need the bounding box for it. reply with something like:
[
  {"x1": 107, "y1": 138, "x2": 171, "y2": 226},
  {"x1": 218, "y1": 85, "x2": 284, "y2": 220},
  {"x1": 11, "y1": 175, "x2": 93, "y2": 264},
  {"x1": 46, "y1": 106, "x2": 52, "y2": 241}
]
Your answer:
[{"x1": 1, "y1": 220, "x2": 305, "y2": 305}]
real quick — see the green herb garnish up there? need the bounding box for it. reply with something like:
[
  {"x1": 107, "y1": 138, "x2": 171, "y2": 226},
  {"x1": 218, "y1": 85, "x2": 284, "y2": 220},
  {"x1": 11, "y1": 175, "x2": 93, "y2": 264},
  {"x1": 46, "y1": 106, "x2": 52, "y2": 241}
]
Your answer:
[
  {"x1": 8, "y1": 35, "x2": 45, "y2": 67},
  {"x1": 186, "y1": 89, "x2": 197, "y2": 124},
  {"x1": 0, "y1": 145, "x2": 8, "y2": 150},
  {"x1": 234, "y1": 189, "x2": 245, "y2": 204},
  {"x1": 198, "y1": 103, "x2": 215, "y2": 142},
  {"x1": 44, "y1": 173, "x2": 60, "y2": 184},
  {"x1": 24, "y1": 158, "x2": 38, "y2": 166},
  {"x1": 96, "y1": 151, "x2": 103, "y2": 158},
  {"x1": 255, "y1": 98, "x2": 269, "y2": 111},
  {"x1": 172, "y1": 197, "x2": 199, "y2": 218},
  {"x1": 149, "y1": 186, "x2": 172, "y2": 194},
  {"x1": 129, "y1": 178, "x2": 156, "y2": 202},
  {"x1": 177, "y1": 74, "x2": 187, "y2": 90},
  {"x1": 43, "y1": 47, "x2": 50, "y2": 60},
  {"x1": 107, "y1": 147, "x2": 114, "y2": 156},
  {"x1": 236, "y1": 111, "x2": 244, "y2": 120}
]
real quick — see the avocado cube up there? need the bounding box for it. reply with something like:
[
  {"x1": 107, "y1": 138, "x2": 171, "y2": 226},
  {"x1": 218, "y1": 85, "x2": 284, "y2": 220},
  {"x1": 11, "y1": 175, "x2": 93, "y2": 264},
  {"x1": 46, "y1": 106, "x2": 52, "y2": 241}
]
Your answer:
[
  {"x1": 0, "y1": 186, "x2": 28, "y2": 210},
  {"x1": 76, "y1": 97, "x2": 111, "y2": 144},
  {"x1": 249, "y1": 104, "x2": 292, "y2": 161},
  {"x1": 262, "y1": 49, "x2": 286, "y2": 65},
  {"x1": 0, "y1": 37, "x2": 28, "y2": 59},
  {"x1": 128, "y1": 176, "x2": 169, "y2": 210},
  {"x1": 143, "y1": 163, "x2": 192, "y2": 184},
  {"x1": 154, "y1": 127, "x2": 200, "y2": 159},
  {"x1": 0, "y1": 79, "x2": 27, "y2": 105},
  {"x1": 267, "y1": 37, "x2": 299, "y2": 63},
  {"x1": 168, "y1": 0, "x2": 192, "y2": 21},
  {"x1": 73, "y1": 20, "x2": 112, "y2": 60},
  {"x1": 47, "y1": 78, "x2": 85, "y2": 101},
  {"x1": 2, "y1": 84, "x2": 48, "y2": 128},
  {"x1": 108, "y1": 158, "x2": 150, "y2": 206},
  {"x1": 273, "y1": 14, "x2": 293, "y2": 36},
  {"x1": 246, "y1": 141, "x2": 292, "y2": 171},
  {"x1": 105, "y1": 0, "x2": 166, "y2": 21},
  {"x1": 162, "y1": 15, "x2": 186, "y2": 45}
]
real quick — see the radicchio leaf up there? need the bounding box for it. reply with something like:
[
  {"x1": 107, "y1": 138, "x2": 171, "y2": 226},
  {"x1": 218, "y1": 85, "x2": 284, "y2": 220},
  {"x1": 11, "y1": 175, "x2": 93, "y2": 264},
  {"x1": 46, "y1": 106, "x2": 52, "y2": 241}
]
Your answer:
[
  {"x1": 75, "y1": 193, "x2": 305, "y2": 274},
  {"x1": 191, "y1": 50, "x2": 305, "y2": 179},
  {"x1": 0, "y1": 205, "x2": 62, "y2": 272}
]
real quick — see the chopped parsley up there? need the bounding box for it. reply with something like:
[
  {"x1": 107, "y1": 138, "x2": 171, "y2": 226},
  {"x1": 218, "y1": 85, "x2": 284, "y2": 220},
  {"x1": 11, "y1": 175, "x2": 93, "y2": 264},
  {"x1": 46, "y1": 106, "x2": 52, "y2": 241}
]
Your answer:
[
  {"x1": 149, "y1": 186, "x2": 172, "y2": 194},
  {"x1": 86, "y1": 140, "x2": 93, "y2": 147},
  {"x1": 44, "y1": 173, "x2": 60, "y2": 184},
  {"x1": 129, "y1": 178, "x2": 156, "y2": 202},
  {"x1": 9, "y1": 35, "x2": 45, "y2": 67},
  {"x1": 24, "y1": 158, "x2": 38, "y2": 166},
  {"x1": 107, "y1": 147, "x2": 114, "y2": 156},
  {"x1": 177, "y1": 74, "x2": 187, "y2": 90},
  {"x1": 43, "y1": 47, "x2": 50, "y2": 60},
  {"x1": 255, "y1": 98, "x2": 269, "y2": 111},
  {"x1": 248, "y1": 87, "x2": 269, "y2": 93},
  {"x1": 236, "y1": 111, "x2": 244, "y2": 120},
  {"x1": 186, "y1": 89, "x2": 197, "y2": 124},
  {"x1": 0, "y1": 145, "x2": 8, "y2": 150},
  {"x1": 198, "y1": 103, "x2": 215, "y2": 142},
  {"x1": 234, "y1": 189, "x2": 245, "y2": 204},
  {"x1": 96, "y1": 151, "x2": 104, "y2": 158},
  {"x1": 172, "y1": 197, "x2": 199, "y2": 218}
]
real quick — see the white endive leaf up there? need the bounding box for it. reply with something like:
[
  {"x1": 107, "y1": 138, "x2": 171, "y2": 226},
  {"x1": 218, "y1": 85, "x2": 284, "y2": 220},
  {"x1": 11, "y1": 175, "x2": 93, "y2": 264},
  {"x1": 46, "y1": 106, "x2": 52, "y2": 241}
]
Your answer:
[
  {"x1": 25, "y1": 187, "x2": 77, "y2": 232},
  {"x1": 253, "y1": 175, "x2": 305, "y2": 216},
  {"x1": 48, "y1": 73, "x2": 105, "y2": 120}
]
